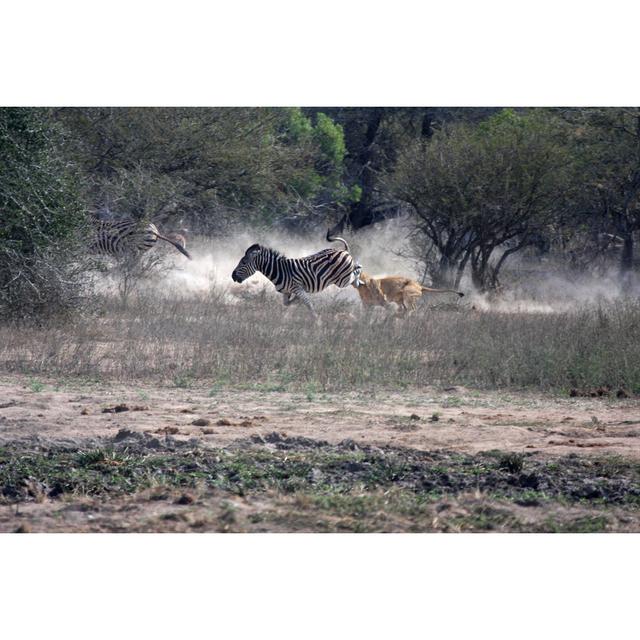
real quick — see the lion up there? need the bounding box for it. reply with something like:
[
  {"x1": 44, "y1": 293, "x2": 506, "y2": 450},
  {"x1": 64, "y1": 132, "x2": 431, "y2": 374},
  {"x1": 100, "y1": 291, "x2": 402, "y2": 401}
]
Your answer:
[{"x1": 354, "y1": 272, "x2": 464, "y2": 314}]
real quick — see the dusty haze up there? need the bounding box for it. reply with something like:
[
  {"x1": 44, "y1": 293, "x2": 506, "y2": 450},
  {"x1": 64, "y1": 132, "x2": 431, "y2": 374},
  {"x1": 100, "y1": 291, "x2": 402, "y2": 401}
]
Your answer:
[{"x1": 96, "y1": 219, "x2": 636, "y2": 314}]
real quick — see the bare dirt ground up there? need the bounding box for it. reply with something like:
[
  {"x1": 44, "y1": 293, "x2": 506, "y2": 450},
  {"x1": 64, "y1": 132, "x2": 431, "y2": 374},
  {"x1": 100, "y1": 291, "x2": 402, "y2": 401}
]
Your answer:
[
  {"x1": 1, "y1": 374, "x2": 639, "y2": 456},
  {"x1": 1, "y1": 374, "x2": 639, "y2": 532}
]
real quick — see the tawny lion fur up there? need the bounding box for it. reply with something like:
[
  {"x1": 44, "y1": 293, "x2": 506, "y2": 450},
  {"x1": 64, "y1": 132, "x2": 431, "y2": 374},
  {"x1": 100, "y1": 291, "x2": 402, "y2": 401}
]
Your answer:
[{"x1": 354, "y1": 272, "x2": 464, "y2": 314}]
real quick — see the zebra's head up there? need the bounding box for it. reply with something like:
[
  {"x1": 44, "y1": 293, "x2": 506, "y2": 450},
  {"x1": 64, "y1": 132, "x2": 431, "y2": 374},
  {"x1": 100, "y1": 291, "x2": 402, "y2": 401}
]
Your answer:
[{"x1": 232, "y1": 244, "x2": 262, "y2": 283}]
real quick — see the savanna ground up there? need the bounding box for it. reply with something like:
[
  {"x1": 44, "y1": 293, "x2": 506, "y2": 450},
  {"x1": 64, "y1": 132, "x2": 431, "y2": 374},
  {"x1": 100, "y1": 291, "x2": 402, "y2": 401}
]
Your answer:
[{"x1": 1, "y1": 256, "x2": 639, "y2": 532}]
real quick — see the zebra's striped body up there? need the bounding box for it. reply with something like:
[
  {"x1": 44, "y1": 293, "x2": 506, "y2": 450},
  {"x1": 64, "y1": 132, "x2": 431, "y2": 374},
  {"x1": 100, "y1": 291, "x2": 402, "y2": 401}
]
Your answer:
[
  {"x1": 232, "y1": 242, "x2": 362, "y2": 314},
  {"x1": 91, "y1": 220, "x2": 191, "y2": 260}
]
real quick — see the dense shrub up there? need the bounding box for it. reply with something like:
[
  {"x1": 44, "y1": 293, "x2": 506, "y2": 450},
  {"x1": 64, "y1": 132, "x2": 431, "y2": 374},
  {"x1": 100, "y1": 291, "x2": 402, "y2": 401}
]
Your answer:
[{"x1": 0, "y1": 108, "x2": 91, "y2": 321}]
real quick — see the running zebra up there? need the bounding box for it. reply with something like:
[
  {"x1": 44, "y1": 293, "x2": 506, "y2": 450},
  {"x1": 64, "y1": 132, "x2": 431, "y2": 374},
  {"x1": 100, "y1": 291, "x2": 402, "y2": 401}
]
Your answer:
[
  {"x1": 231, "y1": 231, "x2": 362, "y2": 315},
  {"x1": 91, "y1": 219, "x2": 192, "y2": 260}
]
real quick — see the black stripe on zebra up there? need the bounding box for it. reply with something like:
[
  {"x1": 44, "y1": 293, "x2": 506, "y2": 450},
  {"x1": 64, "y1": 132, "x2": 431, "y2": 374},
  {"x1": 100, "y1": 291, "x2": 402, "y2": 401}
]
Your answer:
[
  {"x1": 91, "y1": 220, "x2": 191, "y2": 260},
  {"x1": 231, "y1": 242, "x2": 362, "y2": 314}
]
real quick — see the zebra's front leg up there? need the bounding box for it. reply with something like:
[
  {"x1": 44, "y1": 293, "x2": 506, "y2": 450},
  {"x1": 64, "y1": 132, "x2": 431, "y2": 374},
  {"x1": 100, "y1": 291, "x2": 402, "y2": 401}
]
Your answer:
[
  {"x1": 291, "y1": 287, "x2": 321, "y2": 323},
  {"x1": 282, "y1": 292, "x2": 296, "y2": 306}
]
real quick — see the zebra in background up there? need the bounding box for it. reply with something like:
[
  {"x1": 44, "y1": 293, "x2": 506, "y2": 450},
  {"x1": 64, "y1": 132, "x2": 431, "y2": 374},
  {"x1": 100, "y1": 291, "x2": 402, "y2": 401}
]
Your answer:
[
  {"x1": 231, "y1": 230, "x2": 362, "y2": 315},
  {"x1": 91, "y1": 219, "x2": 192, "y2": 260}
]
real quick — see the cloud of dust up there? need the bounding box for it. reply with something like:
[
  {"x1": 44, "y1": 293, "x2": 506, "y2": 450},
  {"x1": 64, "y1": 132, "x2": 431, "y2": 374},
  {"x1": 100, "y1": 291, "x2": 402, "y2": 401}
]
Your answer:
[
  {"x1": 465, "y1": 256, "x2": 636, "y2": 314},
  {"x1": 154, "y1": 219, "x2": 418, "y2": 305},
  {"x1": 95, "y1": 219, "x2": 637, "y2": 314}
]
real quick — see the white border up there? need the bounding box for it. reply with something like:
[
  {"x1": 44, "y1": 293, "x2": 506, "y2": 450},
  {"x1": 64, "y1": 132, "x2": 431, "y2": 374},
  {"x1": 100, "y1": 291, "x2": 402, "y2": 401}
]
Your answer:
[
  {"x1": 1, "y1": 1, "x2": 639, "y2": 106},
  {"x1": 1, "y1": 534, "x2": 638, "y2": 639},
  {"x1": 1, "y1": 2, "x2": 639, "y2": 636}
]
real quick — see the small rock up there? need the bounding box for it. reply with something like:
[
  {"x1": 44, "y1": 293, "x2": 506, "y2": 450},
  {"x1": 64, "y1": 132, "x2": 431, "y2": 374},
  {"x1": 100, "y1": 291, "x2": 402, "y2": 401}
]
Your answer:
[
  {"x1": 517, "y1": 473, "x2": 540, "y2": 489},
  {"x1": 201, "y1": 428, "x2": 215, "y2": 435},
  {"x1": 239, "y1": 420, "x2": 254, "y2": 427},
  {"x1": 216, "y1": 418, "x2": 232, "y2": 426},
  {"x1": 80, "y1": 408, "x2": 89, "y2": 415},
  {"x1": 175, "y1": 493, "x2": 195, "y2": 505},
  {"x1": 617, "y1": 389, "x2": 629, "y2": 399},
  {"x1": 156, "y1": 426, "x2": 180, "y2": 435},
  {"x1": 102, "y1": 404, "x2": 130, "y2": 414},
  {"x1": 191, "y1": 418, "x2": 210, "y2": 427},
  {"x1": 410, "y1": 414, "x2": 421, "y2": 421},
  {"x1": 144, "y1": 436, "x2": 163, "y2": 449},
  {"x1": 574, "y1": 483, "x2": 603, "y2": 499},
  {"x1": 113, "y1": 428, "x2": 137, "y2": 442}
]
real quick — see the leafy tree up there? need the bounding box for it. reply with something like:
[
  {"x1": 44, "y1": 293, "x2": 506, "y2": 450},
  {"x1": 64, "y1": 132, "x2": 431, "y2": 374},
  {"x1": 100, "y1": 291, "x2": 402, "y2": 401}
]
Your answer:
[
  {"x1": 309, "y1": 108, "x2": 506, "y2": 231},
  {"x1": 387, "y1": 109, "x2": 569, "y2": 290},
  {"x1": 563, "y1": 108, "x2": 640, "y2": 287},
  {"x1": 56, "y1": 107, "x2": 353, "y2": 233}
]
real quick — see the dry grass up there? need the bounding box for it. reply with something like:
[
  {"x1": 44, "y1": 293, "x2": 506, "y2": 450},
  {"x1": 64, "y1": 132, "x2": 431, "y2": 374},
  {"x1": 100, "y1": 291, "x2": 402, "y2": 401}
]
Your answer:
[{"x1": 1, "y1": 289, "x2": 639, "y2": 393}]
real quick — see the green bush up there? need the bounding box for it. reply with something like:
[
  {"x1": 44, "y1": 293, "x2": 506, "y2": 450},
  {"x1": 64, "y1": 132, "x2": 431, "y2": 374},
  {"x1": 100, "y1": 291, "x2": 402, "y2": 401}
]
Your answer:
[{"x1": 0, "y1": 108, "x2": 90, "y2": 321}]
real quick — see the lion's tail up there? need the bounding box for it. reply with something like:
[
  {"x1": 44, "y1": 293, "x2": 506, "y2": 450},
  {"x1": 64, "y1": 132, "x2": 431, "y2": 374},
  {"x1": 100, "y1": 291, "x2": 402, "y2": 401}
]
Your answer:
[{"x1": 421, "y1": 286, "x2": 464, "y2": 297}]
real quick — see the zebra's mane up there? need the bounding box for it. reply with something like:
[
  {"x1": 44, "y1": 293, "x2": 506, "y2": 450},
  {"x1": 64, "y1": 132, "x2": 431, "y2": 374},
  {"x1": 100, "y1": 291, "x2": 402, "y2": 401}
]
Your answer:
[{"x1": 248, "y1": 244, "x2": 285, "y2": 260}]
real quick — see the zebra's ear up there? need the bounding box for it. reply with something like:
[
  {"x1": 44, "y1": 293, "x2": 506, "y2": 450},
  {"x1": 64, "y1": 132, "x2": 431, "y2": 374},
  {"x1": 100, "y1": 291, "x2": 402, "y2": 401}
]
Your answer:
[{"x1": 246, "y1": 243, "x2": 261, "y2": 255}]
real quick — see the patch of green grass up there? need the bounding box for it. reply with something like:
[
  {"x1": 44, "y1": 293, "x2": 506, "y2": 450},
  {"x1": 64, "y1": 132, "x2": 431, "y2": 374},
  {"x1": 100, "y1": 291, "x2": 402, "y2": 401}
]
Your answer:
[
  {"x1": 308, "y1": 490, "x2": 432, "y2": 520},
  {"x1": 219, "y1": 500, "x2": 237, "y2": 525},
  {"x1": 496, "y1": 452, "x2": 525, "y2": 474},
  {"x1": 172, "y1": 374, "x2": 194, "y2": 389},
  {"x1": 442, "y1": 396, "x2": 463, "y2": 408},
  {"x1": 208, "y1": 375, "x2": 230, "y2": 396},
  {"x1": 537, "y1": 515, "x2": 609, "y2": 533},
  {"x1": 449, "y1": 507, "x2": 518, "y2": 532},
  {"x1": 305, "y1": 382, "x2": 319, "y2": 402},
  {"x1": 512, "y1": 489, "x2": 544, "y2": 507},
  {"x1": 28, "y1": 378, "x2": 45, "y2": 393},
  {"x1": 2, "y1": 443, "x2": 639, "y2": 535}
]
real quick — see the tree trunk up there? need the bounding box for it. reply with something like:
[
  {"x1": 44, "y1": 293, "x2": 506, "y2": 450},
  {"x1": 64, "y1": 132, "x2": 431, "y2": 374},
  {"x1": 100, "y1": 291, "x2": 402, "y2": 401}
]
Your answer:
[
  {"x1": 431, "y1": 242, "x2": 472, "y2": 288},
  {"x1": 620, "y1": 232, "x2": 634, "y2": 291},
  {"x1": 470, "y1": 247, "x2": 490, "y2": 292},
  {"x1": 420, "y1": 109, "x2": 434, "y2": 138},
  {"x1": 348, "y1": 109, "x2": 384, "y2": 229},
  {"x1": 432, "y1": 252, "x2": 458, "y2": 288}
]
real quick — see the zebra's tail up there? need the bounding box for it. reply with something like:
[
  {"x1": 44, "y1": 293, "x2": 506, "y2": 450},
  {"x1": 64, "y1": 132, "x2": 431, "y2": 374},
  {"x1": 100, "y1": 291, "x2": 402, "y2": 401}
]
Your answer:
[
  {"x1": 326, "y1": 229, "x2": 350, "y2": 253},
  {"x1": 153, "y1": 232, "x2": 193, "y2": 260}
]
